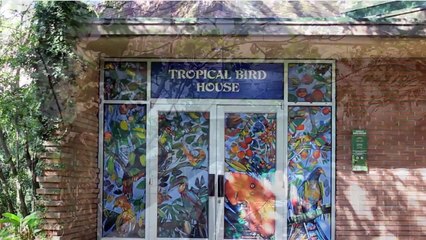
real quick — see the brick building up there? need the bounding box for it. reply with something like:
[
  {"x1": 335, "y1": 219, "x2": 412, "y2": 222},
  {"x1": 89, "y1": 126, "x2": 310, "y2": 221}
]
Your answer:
[{"x1": 37, "y1": 1, "x2": 426, "y2": 240}]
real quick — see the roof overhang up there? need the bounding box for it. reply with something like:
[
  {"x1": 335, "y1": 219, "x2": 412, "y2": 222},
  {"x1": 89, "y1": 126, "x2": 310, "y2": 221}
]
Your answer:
[{"x1": 87, "y1": 18, "x2": 426, "y2": 37}]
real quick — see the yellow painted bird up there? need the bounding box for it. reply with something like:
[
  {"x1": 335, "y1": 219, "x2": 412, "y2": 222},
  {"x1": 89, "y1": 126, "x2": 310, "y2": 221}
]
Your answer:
[{"x1": 114, "y1": 196, "x2": 136, "y2": 236}]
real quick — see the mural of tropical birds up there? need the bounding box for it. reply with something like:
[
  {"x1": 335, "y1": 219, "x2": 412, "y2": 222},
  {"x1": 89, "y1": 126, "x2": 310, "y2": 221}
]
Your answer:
[
  {"x1": 102, "y1": 104, "x2": 147, "y2": 238},
  {"x1": 287, "y1": 106, "x2": 332, "y2": 240},
  {"x1": 224, "y1": 112, "x2": 277, "y2": 239},
  {"x1": 157, "y1": 111, "x2": 210, "y2": 238}
]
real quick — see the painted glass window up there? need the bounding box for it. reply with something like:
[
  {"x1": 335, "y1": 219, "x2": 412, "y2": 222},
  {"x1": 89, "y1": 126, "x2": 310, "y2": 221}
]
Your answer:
[
  {"x1": 287, "y1": 106, "x2": 332, "y2": 240},
  {"x1": 288, "y1": 63, "x2": 332, "y2": 102},
  {"x1": 104, "y1": 62, "x2": 147, "y2": 100},
  {"x1": 224, "y1": 112, "x2": 277, "y2": 239},
  {"x1": 157, "y1": 111, "x2": 210, "y2": 238},
  {"x1": 102, "y1": 104, "x2": 147, "y2": 238},
  {"x1": 100, "y1": 60, "x2": 335, "y2": 240}
]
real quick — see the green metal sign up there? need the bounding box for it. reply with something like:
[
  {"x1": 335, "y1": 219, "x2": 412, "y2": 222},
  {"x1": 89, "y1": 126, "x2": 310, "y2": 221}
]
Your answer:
[{"x1": 352, "y1": 130, "x2": 368, "y2": 171}]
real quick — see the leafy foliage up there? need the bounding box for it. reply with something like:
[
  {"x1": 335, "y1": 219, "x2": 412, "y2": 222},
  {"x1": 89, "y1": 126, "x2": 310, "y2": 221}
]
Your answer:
[
  {"x1": 0, "y1": 212, "x2": 43, "y2": 240},
  {"x1": 0, "y1": 0, "x2": 94, "y2": 236}
]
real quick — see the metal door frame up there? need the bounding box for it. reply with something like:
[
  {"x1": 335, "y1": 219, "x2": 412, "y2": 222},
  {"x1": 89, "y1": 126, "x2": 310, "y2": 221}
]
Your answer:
[
  {"x1": 97, "y1": 58, "x2": 336, "y2": 240},
  {"x1": 216, "y1": 105, "x2": 286, "y2": 240}
]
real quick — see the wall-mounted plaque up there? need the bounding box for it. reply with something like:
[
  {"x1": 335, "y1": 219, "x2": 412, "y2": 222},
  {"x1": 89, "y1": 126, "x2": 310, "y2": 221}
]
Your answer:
[{"x1": 352, "y1": 129, "x2": 368, "y2": 172}]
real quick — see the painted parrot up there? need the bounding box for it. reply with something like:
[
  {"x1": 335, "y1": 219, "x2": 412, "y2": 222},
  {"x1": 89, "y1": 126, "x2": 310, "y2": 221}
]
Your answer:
[
  {"x1": 288, "y1": 167, "x2": 328, "y2": 240},
  {"x1": 298, "y1": 167, "x2": 325, "y2": 212},
  {"x1": 225, "y1": 172, "x2": 275, "y2": 239},
  {"x1": 172, "y1": 176, "x2": 207, "y2": 238}
]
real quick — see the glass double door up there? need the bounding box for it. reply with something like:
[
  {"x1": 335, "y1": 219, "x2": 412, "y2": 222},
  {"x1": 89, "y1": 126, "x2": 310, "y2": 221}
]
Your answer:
[{"x1": 151, "y1": 104, "x2": 285, "y2": 240}]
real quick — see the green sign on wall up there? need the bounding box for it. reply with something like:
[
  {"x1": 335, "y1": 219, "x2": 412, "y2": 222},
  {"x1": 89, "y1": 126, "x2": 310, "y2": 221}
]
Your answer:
[{"x1": 352, "y1": 130, "x2": 368, "y2": 171}]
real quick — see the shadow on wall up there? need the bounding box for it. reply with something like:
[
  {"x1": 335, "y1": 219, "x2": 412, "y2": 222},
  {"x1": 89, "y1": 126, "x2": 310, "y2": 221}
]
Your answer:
[{"x1": 336, "y1": 57, "x2": 426, "y2": 239}]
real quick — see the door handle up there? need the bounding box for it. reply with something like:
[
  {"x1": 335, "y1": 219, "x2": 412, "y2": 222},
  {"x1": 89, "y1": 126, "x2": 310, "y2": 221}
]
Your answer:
[
  {"x1": 208, "y1": 174, "x2": 215, "y2": 196},
  {"x1": 218, "y1": 174, "x2": 224, "y2": 197}
]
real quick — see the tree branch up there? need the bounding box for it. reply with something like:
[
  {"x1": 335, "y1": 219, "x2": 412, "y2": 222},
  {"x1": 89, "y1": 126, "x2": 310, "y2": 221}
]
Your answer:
[
  {"x1": 36, "y1": 49, "x2": 64, "y2": 122},
  {"x1": 0, "y1": 127, "x2": 29, "y2": 215}
]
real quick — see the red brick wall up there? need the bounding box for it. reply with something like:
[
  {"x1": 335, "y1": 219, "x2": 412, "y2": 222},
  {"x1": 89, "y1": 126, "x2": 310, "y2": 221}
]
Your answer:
[
  {"x1": 36, "y1": 43, "x2": 426, "y2": 239},
  {"x1": 37, "y1": 66, "x2": 100, "y2": 240},
  {"x1": 336, "y1": 58, "x2": 426, "y2": 239}
]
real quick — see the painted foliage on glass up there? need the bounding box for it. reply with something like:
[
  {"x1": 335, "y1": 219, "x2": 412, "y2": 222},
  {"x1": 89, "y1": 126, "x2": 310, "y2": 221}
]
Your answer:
[
  {"x1": 287, "y1": 106, "x2": 332, "y2": 240},
  {"x1": 157, "y1": 111, "x2": 209, "y2": 238},
  {"x1": 288, "y1": 63, "x2": 332, "y2": 102},
  {"x1": 102, "y1": 104, "x2": 147, "y2": 238},
  {"x1": 104, "y1": 62, "x2": 147, "y2": 100},
  {"x1": 224, "y1": 113, "x2": 277, "y2": 239}
]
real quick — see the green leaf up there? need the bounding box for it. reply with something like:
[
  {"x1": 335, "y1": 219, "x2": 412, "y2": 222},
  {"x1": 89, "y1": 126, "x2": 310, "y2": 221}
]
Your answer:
[
  {"x1": 136, "y1": 181, "x2": 146, "y2": 190},
  {"x1": 185, "y1": 135, "x2": 195, "y2": 144},
  {"x1": 314, "y1": 74, "x2": 325, "y2": 82},
  {"x1": 1, "y1": 213, "x2": 20, "y2": 226},
  {"x1": 107, "y1": 157, "x2": 115, "y2": 176},
  {"x1": 139, "y1": 155, "x2": 146, "y2": 167},
  {"x1": 289, "y1": 123, "x2": 296, "y2": 133},
  {"x1": 158, "y1": 209, "x2": 166, "y2": 218},
  {"x1": 315, "y1": 138, "x2": 326, "y2": 147},
  {"x1": 129, "y1": 152, "x2": 136, "y2": 165},
  {"x1": 129, "y1": 168, "x2": 140, "y2": 177},
  {"x1": 293, "y1": 118, "x2": 304, "y2": 126},
  {"x1": 288, "y1": 94, "x2": 298, "y2": 102}
]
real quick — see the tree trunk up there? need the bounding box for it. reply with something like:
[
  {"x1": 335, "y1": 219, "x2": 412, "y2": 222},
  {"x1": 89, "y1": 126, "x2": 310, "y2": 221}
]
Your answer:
[
  {"x1": 0, "y1": 169, "x2": 16, "y2": 213},
  {"x1": 24, "y1": 140, "x2": 39, "y2": 211},
  {"x1": 0, "y1": 127, "x2": 29, "y2": 216}
]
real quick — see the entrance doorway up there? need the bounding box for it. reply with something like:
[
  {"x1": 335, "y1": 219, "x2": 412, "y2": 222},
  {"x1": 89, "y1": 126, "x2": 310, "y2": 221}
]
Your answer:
[
  {"x1": 151, "y1": 104, "x2": 285, "y2": 240},
  {"x1": 99, "y1": 59, "x2": 335, "y2": 240}
]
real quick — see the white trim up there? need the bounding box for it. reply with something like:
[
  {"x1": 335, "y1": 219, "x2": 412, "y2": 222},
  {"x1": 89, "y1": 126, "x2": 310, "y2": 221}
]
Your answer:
[
  {"x1": 152, "y1": 99, "x2": 283, "y2": 106},
  {"x1": 276, "y1": 107, "x2": 286, "y2": 240},
  {"x1": 209, "y1": 106, "x2": 218, "y2": 240},
  {"x1": 146, "y1": 103, "x2": 158, "y2": 240},
  {"x1": 217, "y1": 105, "x2": 283, "y2": 240},
  {"x1": 150, "y1": 104, "x2": 215, "y2": 240},
  {"x1": 97, "y1": 59, "x2": 105, "y2": 239},
  {"x1": 331, "y1": 61, "x2": 337, "y2": 240},
  {"x1": 287, "y1": 102, "x2": 333, "y2": 106},
  {"x1": 103, "y1": 100, "x2": 150, "y2": 104}
]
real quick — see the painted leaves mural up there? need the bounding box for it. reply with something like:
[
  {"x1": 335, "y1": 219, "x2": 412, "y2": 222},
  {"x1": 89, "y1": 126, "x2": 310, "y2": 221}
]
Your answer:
[
  {"x1": 157, "y1": 111, "x2": 210, "y2": 238},
  {"x1": 104, "y1": 62, "x2": 147, "y2": 100},
  {"x1": 288, "y1": 63, "x2": 332, "y2": 103},
  {"x1": 102, "y1": 104, "x2": 147, "y2": 238},
  {"x1": 287, "y1": 106, "x2": 332, "y2": 240},
  {"x1": 224, "y1": 112, "x2": 277, "y2": 239}
]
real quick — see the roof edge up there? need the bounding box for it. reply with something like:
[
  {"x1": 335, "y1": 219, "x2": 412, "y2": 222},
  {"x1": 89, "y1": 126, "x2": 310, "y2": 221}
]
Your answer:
[{"x1": 83, "y1": 21, "x2": 426, "y2": 37}]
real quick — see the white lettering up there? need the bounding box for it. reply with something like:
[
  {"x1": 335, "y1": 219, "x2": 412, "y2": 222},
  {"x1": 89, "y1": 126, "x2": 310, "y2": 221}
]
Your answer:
[
  {"x1": 196, "y1": 82, "x2": 205, "y2": 92},
  {"x1": 195, "y1": 82, "x2": 240, "y2": 93},
  {"x1": 186, "y1": 70, "x2": 195, "y2": 79},
  {"x1": 178, "y1": 70, "x2": 186, "y2": 79},
  {"x1": 168, "y1": 68, "x2": 268, "y2": 80},
  {"x1": 205, "y1": 83, "x2": 215, "y2": 91},
  {"x1": 235, "y1": 70, "x2": 245, "y2": 79},
  {"x1": 196, "y1": 70, "x2": 205, "y2": 79},
  {"x1": 168, "y1": 69, "x2": 178, "y2": 79},
  {"x1": 232, "y1": 83, "x2": 240, "y2": 92},
  {"x1": 258, "y1": 70, "x2": 266, "y2": 79}
]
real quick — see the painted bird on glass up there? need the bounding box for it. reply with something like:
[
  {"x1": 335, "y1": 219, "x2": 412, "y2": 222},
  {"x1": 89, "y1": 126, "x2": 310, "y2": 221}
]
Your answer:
[
  {"x1": 172, "y1": 176, "x2": 207, "y2": 238},
  {"x1": 289, "y1": 167, "x2": 328, "y2": 240},
  {"x1": 114, "y1": 195, "x2": 136, "y2": 237},
  {"x1": 298, "y1": 167, "x2": 325, "y2": 212}
]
